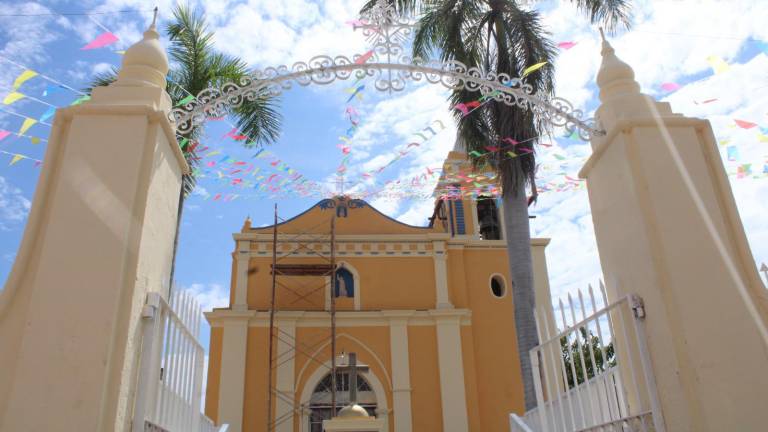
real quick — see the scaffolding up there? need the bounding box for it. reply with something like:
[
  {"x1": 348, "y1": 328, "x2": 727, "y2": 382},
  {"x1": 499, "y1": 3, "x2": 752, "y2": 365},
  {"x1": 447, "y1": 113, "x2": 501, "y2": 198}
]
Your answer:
[{"x1": 266, "y1": 204, "x2": 338, "y2": 431}]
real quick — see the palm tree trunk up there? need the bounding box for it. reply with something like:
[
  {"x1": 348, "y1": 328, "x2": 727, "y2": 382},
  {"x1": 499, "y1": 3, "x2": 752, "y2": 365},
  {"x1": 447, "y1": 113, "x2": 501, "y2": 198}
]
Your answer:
[
  {"x1": 167, "y1": 182, "x2": 186, "y2": 297},
  {"x1": 502, "y1": 185, "x2": 539, "y2": 411}
]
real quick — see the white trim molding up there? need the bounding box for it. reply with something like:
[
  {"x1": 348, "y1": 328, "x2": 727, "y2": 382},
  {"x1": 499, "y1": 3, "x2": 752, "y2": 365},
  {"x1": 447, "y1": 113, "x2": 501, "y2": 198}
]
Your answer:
[
  {"x1": 432, "y1": 241, "x2": 454, "y2": 309},
  {"x1": 217, "y1": 318, "x2": 249, "y2": 432},
  {"x1": 434, "y1": 313, "x2": 469, "y2": 432},
  {"x1": 389, "y1": 317, "x2": 413, "y2": 432},
  {"x1": 233, "y1": 240, "x2": 250, "y2": 311},
  {"x1": 337, "y1": 261, "x2": 362, "y2": 311}
]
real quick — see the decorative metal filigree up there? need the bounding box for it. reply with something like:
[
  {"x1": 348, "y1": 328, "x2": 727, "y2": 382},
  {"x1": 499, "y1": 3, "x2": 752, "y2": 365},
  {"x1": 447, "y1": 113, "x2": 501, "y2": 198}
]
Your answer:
[{"x1": 169, "y1": 0, "x2": 604, "y2": 140}]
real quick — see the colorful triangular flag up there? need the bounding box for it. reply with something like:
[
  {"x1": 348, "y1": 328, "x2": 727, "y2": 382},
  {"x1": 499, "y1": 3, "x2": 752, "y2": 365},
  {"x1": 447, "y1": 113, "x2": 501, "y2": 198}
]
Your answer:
[
  {"x1": 19, "y1": 118, "x2": 36, "y2": 135},
  {"x1": 3, "y1": 92, "x2": 25, "y2": 105},
  {"x1": 12, "y1": 70, "x2": 37, "y2": 90},
  {"x1": 81, "y1": 32, "x2": 119, "y2": 50}
]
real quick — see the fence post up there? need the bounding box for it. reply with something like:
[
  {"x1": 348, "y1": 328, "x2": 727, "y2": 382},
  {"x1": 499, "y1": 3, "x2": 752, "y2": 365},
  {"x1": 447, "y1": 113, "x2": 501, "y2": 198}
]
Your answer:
[
  {"x1": 192, "y1": 345, "x2": 205, "y2": 432},
  {"x1": 629, "y1": 295, "x2": 665, "y2": 432},
  {"x1": 530, "y1": 350, "x2": 547, "y2": 431},
  {"x1": 133, "y1": 293, "x2": 164, "y2": 432}
]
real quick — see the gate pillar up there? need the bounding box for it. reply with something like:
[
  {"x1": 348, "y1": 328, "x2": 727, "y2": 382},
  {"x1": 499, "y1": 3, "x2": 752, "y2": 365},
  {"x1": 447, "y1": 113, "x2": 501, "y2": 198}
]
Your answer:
[
  {"x1": 580, "y1": 34, "x2": 768, "y2": 431},
  {"x1": 0, "y1": 19, "x2": 188, "y2": 432}
]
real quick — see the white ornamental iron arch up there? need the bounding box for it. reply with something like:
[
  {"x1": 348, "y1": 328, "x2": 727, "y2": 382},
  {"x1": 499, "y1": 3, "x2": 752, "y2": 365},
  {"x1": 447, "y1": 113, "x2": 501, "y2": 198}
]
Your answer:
[{"x1": 169, "y1": 0, "x2": 604, "y2": 140}]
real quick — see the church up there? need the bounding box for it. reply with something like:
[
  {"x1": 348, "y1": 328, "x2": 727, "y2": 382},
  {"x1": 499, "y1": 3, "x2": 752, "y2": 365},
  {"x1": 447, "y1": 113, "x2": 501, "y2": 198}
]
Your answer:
[{"x1": 204, "y1": 150, "x2": 557, "y2": 432}]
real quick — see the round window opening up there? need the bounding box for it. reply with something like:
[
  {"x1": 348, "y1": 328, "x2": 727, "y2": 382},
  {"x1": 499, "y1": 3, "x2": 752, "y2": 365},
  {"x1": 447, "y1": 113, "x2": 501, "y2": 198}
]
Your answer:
[{"x1": 490, "y1": 275, "x2": 505, "y2": 298}]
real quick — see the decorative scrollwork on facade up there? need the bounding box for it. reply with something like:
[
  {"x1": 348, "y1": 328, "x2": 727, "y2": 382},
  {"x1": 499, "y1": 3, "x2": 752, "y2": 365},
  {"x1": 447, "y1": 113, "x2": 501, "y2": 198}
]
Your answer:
[{"x1": 169, "y1": 0, "x2": 604, "y2": 140}]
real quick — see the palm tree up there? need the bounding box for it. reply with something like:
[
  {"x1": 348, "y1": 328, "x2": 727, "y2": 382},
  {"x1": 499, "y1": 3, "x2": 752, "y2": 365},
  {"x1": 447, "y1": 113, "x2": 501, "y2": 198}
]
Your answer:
[
  {"x1": 362, "y1": 0, "x2": 631, "y2": 410},
  {"x1": 88, "y1": 4, "x2": 282, "y2": 289}
]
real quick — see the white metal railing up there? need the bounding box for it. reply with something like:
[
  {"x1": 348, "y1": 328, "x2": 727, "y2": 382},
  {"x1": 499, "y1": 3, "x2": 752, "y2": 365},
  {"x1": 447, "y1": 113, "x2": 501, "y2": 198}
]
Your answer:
[
  {"x1": 523, "y1": 282, "x2": 664, "y2": 432},
  {"x1": 133, "y1": 290, "x2": 221, "y2": 432},
  {"x1": 510, "y1": 413, "x2": 535, "y2": 432}
]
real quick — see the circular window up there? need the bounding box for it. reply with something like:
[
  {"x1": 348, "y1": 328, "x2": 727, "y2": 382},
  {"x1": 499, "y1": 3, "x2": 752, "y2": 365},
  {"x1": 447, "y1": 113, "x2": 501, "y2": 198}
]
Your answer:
[{"x1": 490, "y1": 275, "x2": 506, "y2": 298}]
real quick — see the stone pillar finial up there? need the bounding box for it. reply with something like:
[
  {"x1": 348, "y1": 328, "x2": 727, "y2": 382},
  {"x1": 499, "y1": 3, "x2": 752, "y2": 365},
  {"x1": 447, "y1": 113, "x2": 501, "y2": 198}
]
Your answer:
[
  {"x1": 596, "y1": 29, "x2": 641, "y2": 102},
  {"x1": 114, "y1": 7, "x2": 169, "y2": 89}
]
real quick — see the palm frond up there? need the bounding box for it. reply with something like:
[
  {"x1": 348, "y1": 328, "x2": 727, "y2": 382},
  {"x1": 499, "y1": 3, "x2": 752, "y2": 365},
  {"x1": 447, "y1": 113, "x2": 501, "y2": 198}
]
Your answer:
[
  {"x1": 360, "y1": 0, "x2": 423, "y2": 17},
  {"x1": 566, "y1": 0, "x2": 633, "y2": 32},
  {"x1": 83, "y1": 67, "x2": 118, "y2": 94}
]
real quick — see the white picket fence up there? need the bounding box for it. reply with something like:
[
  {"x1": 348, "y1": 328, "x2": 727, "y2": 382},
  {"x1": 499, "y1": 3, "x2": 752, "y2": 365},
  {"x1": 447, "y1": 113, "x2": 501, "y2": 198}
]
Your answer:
[
  {"x1": 133, "y1": 290, "x2": 222, "y2": 432},
  {"x1": 517, "y1": 282, "x2": 664, "y2": 432}
]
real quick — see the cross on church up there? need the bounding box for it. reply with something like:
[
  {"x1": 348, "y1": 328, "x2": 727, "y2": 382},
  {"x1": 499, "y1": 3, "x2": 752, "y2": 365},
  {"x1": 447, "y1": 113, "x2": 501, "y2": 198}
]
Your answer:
[{"x1": 337, "y1": 352, "x2": 369, "y2": 405}]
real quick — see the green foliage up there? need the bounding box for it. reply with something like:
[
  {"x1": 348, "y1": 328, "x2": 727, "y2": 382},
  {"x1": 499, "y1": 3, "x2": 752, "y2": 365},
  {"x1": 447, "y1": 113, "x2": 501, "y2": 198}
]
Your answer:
[
  {"x1": 85, "y1": 3, "x2": 282, "y2": 196},
  {"x1": 560, "y1": 327, "x2": 616, "y2": 389}
]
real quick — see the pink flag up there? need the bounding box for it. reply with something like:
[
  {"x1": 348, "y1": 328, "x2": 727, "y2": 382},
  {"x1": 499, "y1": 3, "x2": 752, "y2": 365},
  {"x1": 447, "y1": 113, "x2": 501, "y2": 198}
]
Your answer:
[
  {"x1": 355, "y1": 50, "x2": 375, "y2": 65},
  {"x1": 502, "y1": 137, "x2": 519, "y2": 146},
  {"x1": 557, "y1": 41, "x2": 577, "y2": 50},
  {"x1": 453, "y1": 103, "x2": 469, "y2": 116},
  {"x1": 81, "y1": 32, "x2": 119, "y2": 50},
  {"x1": 734, "y1": 119, "x2": 757, "y2": 129},
  {"x1": 661, "y1": 82, "x2": 681, "y2": 92},
  {"x1": 0, "y1": 130, "x2": 11, "y2": 141}
]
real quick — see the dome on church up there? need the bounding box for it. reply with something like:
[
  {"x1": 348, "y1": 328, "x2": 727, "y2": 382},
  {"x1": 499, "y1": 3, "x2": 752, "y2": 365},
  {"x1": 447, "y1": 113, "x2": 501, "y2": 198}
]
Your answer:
[{"x1": 337, "y1": 403, "x2": 370, "y2": 419}]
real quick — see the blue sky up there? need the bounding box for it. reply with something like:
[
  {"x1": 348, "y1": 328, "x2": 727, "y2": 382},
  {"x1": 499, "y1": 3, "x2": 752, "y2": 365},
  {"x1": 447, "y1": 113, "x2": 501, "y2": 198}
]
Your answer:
[{"x1": 0, "y1": 0, "x2": 767, "y2": 355}]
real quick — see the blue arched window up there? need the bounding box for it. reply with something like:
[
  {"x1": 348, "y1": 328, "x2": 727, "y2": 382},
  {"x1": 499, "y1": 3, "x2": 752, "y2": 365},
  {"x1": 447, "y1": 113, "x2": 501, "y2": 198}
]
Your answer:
[{"x1": 334, "y1": 267, "x2": 354, "y2": 298}]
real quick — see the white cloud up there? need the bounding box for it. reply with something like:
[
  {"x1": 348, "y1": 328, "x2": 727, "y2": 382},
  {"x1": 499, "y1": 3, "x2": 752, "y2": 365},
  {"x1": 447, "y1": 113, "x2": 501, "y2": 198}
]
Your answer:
[
  {"x1": 207, "y1": 0, "x2": 368, "y2": 68},
  {"x1": 182, "y1": 282, "x2": 230, "y2": 313},
  {"x1": 0, "y1": 177, "x2": 31, "y2": 231}
]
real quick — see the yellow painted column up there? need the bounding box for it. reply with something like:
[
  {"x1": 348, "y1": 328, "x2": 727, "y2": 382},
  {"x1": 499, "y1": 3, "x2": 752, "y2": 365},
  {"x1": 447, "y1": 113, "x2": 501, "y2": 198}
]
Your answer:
[{"x1": 581, "y1": 35, "x2": 768, "y2": 431}]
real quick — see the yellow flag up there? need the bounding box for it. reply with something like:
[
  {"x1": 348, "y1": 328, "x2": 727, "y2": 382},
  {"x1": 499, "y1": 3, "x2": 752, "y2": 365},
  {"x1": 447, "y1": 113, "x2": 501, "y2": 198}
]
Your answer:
[
  {"x1": 30, "y1": 137, "x2": 41, "y2": 144},
  {"x1": 9, "y1": 154, "x2": 23, "y2": 166},
  {"x1": 19, "y1": 118, "x2": 36, "y2": 135},
  {"x1": 706, "y1": 56, "x2": 729, "y2": 74},
  {"x1": 114, "y1": 50, "x2": 126, "y2": 55},
  {"x1": 12, "y1": 70, "x2": 37, "y2": 89},
  {"x1": 3, "y1": 92, "x2": 25, "y2": 105},
  {"x1": 522, "y1": 61, "x2": 548, "y2": 78},
  {"x1": 758, "y1": 133, "x2": 768, "y2": 143}
]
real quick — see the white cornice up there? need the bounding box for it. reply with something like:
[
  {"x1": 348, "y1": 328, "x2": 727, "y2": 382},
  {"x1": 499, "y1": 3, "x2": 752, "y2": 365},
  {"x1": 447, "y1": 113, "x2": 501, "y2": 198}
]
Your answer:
[{"x1": 205, "y1": 308, "x2": 472, "y2": 327}]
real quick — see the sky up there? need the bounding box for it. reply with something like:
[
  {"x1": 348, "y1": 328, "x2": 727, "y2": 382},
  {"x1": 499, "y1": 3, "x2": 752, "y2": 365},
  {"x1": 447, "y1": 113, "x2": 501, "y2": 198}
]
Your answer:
[{"x1": 0, "y1": 0, "x2": 767, "y2": 390}]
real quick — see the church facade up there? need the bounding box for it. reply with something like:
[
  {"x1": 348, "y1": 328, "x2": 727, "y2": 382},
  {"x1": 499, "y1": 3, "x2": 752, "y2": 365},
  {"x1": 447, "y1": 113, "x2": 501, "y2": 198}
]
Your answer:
[{"x1": 204, "y1": 151, "x2": 556, "y2": 432}]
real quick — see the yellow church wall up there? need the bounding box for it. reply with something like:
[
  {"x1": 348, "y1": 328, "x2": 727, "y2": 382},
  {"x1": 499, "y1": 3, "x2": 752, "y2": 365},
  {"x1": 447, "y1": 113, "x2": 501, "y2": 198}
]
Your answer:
[
  {"x1": 462, "y1": 248, "x2": 526, "y2": 429},
  {"x1": 407, "y1": 325, "x2": 443, "y2": 432},
  {"x1": 241, "y1": 255, "x2": 437, "y2": 311},
  {"x1": 447, "y1": 248, "x2": 470, "y2": 308},
  {"x1": 243, "y1": 327, "x2": 270, "y2": 432},
  {"x1": 351, "y1": 258, "x2": 435, "y2": 309},
  {"x1": 248, "y1": 202, "x2": 441, "y2": 237},
  {"x1": 205, "y1": 327, "x2": 224, "y2": 424}
]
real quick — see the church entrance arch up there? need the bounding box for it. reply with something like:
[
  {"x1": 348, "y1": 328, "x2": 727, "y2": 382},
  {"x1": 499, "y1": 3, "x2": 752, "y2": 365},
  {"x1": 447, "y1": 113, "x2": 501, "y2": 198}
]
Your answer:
[{"x1": 299, "y1": 358, "x2": 389, "y2": 432}]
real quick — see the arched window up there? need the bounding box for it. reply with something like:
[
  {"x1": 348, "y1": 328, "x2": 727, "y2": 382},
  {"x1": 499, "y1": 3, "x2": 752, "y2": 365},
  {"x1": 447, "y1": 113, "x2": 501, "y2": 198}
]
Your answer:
[
  {"x1": 477, "y1": 197, "x2": 501, "y2": 240},
  {"x1": 308, "y1": 371, "x2": 377, "y2": 432},
  {"x1": 334, "y1": 267, "x2": 354, "y2": 298}
]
